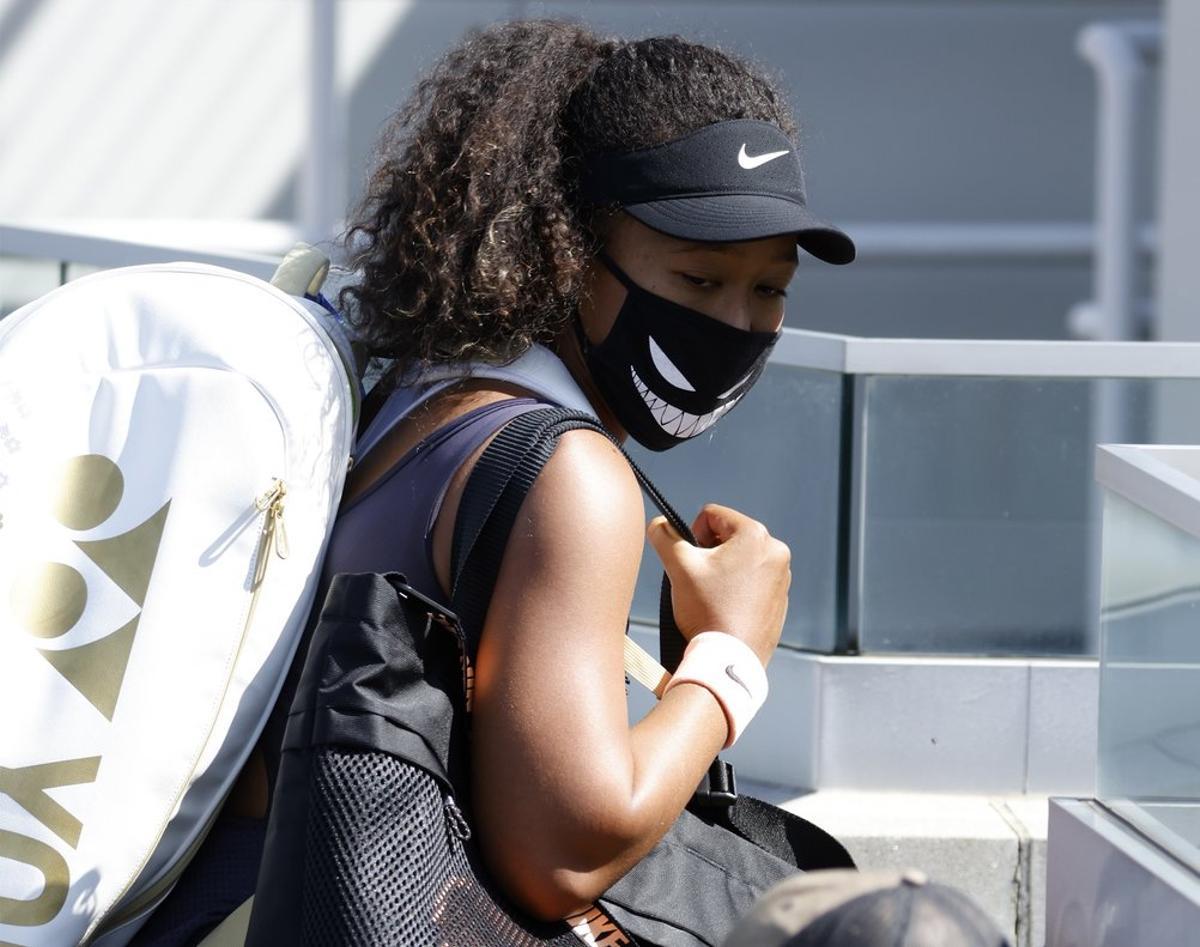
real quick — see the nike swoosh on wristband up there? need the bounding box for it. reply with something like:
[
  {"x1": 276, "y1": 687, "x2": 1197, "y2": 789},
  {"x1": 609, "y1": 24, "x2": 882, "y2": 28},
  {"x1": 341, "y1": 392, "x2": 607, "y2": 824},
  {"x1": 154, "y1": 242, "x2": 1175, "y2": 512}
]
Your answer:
[
  {"x1": 725, "y1": 665, "x2": 753, "y2": 696},
  {"x1": 737, "y1": 144, "x2": 789, "y2": 170}
]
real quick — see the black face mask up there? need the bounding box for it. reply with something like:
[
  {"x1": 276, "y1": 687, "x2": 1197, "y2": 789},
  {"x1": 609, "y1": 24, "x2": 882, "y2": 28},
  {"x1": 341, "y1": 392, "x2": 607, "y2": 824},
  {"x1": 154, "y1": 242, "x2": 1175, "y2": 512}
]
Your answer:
[{"x1": 576, "y1": 254, "x2": 780, "y2": 452}]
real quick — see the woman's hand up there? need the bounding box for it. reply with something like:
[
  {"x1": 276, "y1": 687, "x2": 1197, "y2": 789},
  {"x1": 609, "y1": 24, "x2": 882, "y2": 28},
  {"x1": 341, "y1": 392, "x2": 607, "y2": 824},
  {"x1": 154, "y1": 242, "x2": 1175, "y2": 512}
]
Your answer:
[{"x1": 646, "y1": 504, "x2": 790, "y2": 668}]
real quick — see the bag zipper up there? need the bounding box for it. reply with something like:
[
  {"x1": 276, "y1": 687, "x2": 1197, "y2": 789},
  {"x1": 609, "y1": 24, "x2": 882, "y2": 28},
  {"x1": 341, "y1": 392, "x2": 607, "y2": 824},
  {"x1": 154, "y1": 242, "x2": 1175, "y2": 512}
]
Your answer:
[
  {"x1": 92, "y1": 477, "x2": 289, "y2": 939},
  {"x1": 442, "y1": 616, "x2": 474, "y2": 714},
  {"x1": 246, "y1": 478, "x2": 288, "y2": 629},
  {"x1": 444, "y1": 795, "x2": 472, "y2": 841}
]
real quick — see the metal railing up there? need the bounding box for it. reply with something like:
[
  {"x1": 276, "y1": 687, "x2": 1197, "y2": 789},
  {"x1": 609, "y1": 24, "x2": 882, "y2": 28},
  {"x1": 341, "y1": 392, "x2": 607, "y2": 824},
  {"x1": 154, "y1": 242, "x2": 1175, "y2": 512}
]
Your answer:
[
  {"x1": 15, "y1": 221, "x2": 1197, "y2": 378},
  {"x1": 9, "y1": 224, "x2": 1200, "y2": 660},
  {"x1": 1072, "y1": 20, "x2": 1163, "y2": 342},
  {"x1": 780, "y1": 329, "x2": 1200, "y2": 655},
  {"x1": 0, "y1": 221, "x2": 280, "y2": 283},
  {"x1": 773, "y1": 324, "x2": 1200, "y2": 378}
]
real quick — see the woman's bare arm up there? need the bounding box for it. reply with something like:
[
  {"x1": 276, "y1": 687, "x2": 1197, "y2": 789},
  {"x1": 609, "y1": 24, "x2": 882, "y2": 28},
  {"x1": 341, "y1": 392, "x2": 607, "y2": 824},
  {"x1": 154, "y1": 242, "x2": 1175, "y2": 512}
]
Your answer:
[
  {"x1": 463, "y1": 432, "x2": 720, "y2": 921},
  {"x1": 464, "y1": 429, "x2": 727, "y2": 920}
]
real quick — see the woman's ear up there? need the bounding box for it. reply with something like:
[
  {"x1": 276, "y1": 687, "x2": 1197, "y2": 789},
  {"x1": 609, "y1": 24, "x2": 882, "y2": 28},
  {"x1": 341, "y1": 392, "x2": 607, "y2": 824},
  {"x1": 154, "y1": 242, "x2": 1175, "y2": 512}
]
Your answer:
[
  {"x1": 587, "y1": 207, "x2": 620, "y2": 244},
  {"x1": 586, "y1": 208, "x2": 640, "y2": 262}
]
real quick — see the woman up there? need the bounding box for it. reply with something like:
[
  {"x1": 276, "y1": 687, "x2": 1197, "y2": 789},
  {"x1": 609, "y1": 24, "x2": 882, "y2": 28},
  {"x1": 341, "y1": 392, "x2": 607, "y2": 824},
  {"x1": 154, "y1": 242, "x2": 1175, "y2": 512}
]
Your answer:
[
  {"x1": 139, "y1": 18, "x2": 854, "y2": 945},
  {"x1": 331, "y1": 19, "x2": 854, "y2": 923}
]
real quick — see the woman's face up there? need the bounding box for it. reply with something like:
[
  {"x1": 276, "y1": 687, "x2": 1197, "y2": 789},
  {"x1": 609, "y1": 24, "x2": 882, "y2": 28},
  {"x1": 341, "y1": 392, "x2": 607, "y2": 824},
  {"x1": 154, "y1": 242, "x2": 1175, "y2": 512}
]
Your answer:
[
  {"x1": 578, "y1": 213, "x2": 798, "y2": 347},
  {"x1": 562, "y1": 212, "x2": 799, "y2": 443}
]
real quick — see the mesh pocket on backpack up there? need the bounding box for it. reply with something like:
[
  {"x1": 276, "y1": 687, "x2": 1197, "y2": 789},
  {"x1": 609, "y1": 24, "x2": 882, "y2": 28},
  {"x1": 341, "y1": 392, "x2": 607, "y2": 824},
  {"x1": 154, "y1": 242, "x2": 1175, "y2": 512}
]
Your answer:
[{"x1": 300, "y1": 747, "x2": 586, "y2": 946}]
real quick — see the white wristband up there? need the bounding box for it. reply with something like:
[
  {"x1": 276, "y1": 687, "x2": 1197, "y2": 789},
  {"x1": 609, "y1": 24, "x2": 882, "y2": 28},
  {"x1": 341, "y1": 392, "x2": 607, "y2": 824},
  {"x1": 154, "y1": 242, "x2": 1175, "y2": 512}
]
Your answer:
[{"x1": 662, "y1": 632, "x2": 768, "y2": 748}]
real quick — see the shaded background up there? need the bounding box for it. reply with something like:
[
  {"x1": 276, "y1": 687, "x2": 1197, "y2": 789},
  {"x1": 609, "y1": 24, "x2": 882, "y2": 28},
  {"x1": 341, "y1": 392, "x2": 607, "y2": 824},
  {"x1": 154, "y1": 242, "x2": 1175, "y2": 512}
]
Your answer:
[
  {"x1": 0, "y1": 0, "x2": 1162, "y2": 340},
  {"x1": 2, "y1": 0, "x2": 1191, "y2": 658}
]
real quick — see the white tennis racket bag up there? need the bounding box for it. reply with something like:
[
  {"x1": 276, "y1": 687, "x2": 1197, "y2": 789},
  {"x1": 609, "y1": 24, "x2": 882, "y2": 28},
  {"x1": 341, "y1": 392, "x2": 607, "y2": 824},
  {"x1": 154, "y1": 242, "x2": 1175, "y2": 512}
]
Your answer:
[{"x1": 0, "y1": 249, "x2": 359, "y2": 945}]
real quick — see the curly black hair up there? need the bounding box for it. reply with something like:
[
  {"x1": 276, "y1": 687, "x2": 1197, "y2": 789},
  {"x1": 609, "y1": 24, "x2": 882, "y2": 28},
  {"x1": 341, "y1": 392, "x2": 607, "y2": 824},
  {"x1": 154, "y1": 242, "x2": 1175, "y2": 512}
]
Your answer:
[{"x1": 341, "y1": 19, "x2": 798, "y2": 370}]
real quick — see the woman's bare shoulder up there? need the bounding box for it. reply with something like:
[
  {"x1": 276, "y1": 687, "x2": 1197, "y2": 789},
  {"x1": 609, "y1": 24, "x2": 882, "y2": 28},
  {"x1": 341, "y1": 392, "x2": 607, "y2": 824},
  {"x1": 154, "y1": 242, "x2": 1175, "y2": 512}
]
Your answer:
[
  {"x1": 514, "y1": 427, "x2": 645, "y2": 568},
  {"x1": 429, "y1": 407, "x2": 645, "y2": 599},
  {"x1": 477, "y1": 424, "x2": 646, "y2": 665}
]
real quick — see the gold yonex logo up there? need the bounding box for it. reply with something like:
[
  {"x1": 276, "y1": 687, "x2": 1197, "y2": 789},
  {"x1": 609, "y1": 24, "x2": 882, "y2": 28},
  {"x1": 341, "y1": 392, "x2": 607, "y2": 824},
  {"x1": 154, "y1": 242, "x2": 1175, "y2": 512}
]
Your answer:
[
  {"x1": 8, "y1": 453, "x2": 170, "y2": 720},
  {"x1": 1, "y1": 453, "x2": 170, "y2": 929}
]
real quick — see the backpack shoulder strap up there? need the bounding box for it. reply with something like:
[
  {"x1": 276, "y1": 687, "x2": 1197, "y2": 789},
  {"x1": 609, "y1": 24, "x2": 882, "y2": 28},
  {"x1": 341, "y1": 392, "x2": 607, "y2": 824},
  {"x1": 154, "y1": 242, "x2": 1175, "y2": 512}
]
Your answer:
[
  {"x1": 448, "y1": 406, "x2": 689, "y2": 686},
  {"x1": 445, "y1": 406, "x2": 855, "y2": 868}
]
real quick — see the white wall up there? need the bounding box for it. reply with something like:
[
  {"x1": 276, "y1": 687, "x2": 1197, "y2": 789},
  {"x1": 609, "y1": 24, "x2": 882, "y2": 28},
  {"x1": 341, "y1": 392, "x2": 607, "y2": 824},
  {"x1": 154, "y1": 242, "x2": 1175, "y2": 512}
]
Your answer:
[
  {"x1": 0, "y1": 0, "x2": 1163, "y2": 339},
  {"x1": 1147, "y1": 0, "x2": 1200, "y2": 443},
  {"x1": 1156, "y1": 0, "x2": 1200, "y2": 343}
]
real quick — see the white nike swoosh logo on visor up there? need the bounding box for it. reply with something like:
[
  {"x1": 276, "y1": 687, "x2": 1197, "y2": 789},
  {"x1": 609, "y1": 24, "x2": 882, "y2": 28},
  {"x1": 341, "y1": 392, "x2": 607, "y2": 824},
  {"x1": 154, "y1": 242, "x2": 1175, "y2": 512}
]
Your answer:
[{"x1": 737, "y1": 144, "x2": 789, "y2": 170}]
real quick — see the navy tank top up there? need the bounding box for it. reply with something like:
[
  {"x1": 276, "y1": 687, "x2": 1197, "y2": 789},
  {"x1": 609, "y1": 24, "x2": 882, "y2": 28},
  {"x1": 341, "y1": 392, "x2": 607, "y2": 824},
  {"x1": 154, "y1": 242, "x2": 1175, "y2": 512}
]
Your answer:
[
  {"x1": 260, "y1": 393, "x2": 550, "y2": 796},
  {"x1": 321, "y1": 394, "x2": 549, "y2": 601}
]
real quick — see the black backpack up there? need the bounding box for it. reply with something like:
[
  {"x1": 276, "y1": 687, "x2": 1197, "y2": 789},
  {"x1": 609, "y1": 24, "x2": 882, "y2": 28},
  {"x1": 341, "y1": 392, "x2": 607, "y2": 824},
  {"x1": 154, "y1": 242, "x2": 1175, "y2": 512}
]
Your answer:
[{"x1": 246, "y1": 407, "x2": 852, "y2": 947}]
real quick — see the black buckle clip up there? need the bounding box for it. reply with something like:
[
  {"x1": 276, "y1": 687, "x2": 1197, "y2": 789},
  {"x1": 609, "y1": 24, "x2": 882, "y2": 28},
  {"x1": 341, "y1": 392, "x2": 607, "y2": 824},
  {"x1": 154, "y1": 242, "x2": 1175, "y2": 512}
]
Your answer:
[{"x1": 692, "y1": 759, "x2": 737, "y2": 808}]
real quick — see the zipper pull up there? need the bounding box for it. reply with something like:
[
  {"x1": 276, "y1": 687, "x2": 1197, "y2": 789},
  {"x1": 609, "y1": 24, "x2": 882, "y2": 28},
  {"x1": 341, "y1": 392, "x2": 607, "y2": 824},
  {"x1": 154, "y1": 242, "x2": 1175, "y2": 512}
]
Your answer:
[
  {"x1": 269, "y1": 483, "x2": 289, "y2": 560},
  {"x1": 271, "y1": 502, "x2": 289, "y2": 560},
  {"x1": 252, "y1": 480, "x2": 288, "y2": 592},
  {"x1": 255, "y1": 479, "x2": 286, "y2": 513},
  {"x1": 444, "y1": 795, "x2": 472, "y2": 841}
]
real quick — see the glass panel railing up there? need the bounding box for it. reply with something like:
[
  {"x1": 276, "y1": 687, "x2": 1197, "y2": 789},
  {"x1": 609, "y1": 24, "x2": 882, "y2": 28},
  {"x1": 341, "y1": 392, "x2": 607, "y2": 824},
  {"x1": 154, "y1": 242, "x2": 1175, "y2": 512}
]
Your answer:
[
  {"x1": 628, "y1": 364, "x2": 846, "y2": 652},
  {"x1": 1096, "y1": 446, "x2": 1200, "y2": 873},
  {"x1": 855, "y1": 376, "x2": 1200, "y2": 655},
  {"x1": 1, "y1": 257, "x2": 62, "y2": 318},
  {"x1": 14, "y1": 222, "x2": 1200, "y2": 659}
]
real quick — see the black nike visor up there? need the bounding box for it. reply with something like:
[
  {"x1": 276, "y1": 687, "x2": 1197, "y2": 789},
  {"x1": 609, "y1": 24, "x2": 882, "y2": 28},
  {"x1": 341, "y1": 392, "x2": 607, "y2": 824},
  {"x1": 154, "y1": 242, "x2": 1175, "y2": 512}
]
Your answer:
[{"x1": 579, "y1": 119, "x2": 855, "y2": 265}]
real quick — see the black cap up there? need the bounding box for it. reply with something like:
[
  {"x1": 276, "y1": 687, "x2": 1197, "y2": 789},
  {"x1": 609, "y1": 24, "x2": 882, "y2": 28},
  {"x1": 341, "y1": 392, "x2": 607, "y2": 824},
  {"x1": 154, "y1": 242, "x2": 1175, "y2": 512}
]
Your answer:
[
  {"x1": 722, "y1": 870, "x2": 1012, "y2": 947},
  {"x1": 579, "y1": 119, "x2": 855, "y2": 265}
]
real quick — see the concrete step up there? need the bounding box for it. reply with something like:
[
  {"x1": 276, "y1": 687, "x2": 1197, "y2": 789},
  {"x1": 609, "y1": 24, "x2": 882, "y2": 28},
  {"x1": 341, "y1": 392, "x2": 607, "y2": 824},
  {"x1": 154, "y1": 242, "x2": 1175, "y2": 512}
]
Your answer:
[
  {"x1": 743, "y1": 785, "x2": 1049, "y2": 947},
  {"x1": 626, "y1": 626, "x2": 1098, "y2": 798}
]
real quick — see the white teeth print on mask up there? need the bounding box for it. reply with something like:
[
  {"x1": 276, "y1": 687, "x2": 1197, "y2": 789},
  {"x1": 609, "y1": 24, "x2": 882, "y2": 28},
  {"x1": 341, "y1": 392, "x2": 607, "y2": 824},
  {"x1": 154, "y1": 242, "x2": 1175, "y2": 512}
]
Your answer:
[
  {"x1": 579, "y1": 253, "x2": 777, "y2": 450},
  {"x1": 631, "y1": 366, "x2": 738, "y2": 438}
]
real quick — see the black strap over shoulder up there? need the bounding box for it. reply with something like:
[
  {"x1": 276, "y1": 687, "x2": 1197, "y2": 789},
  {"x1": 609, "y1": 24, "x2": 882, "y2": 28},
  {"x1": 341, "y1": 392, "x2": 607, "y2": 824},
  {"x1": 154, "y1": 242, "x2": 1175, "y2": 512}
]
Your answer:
[
  {"x1": 445, "y1": 404, "x2": 853, "y2": 868},
  {"x1": 448, "y1": 405, "x2": 854, "y2": 878},
  {"x1": 449, "y1": 406, "x2": 693, "y2": 660},
  {"x1": 448, "y1": 408, "x2": 744, "y2": 813}
]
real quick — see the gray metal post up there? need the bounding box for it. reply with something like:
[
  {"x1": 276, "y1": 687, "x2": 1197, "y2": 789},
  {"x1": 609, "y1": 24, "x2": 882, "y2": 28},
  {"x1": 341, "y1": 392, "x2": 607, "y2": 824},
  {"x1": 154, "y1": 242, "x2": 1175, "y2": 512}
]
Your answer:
[
  {"x1": 301, "y1": 0, "x2": 346, "y2": 247},
  {"x1": 1077, "y1": 21, "x2": 1162, "y2": 650},
  {"x1": 1077, "y1": 22, "x2": 1161, "y2": 345}
]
